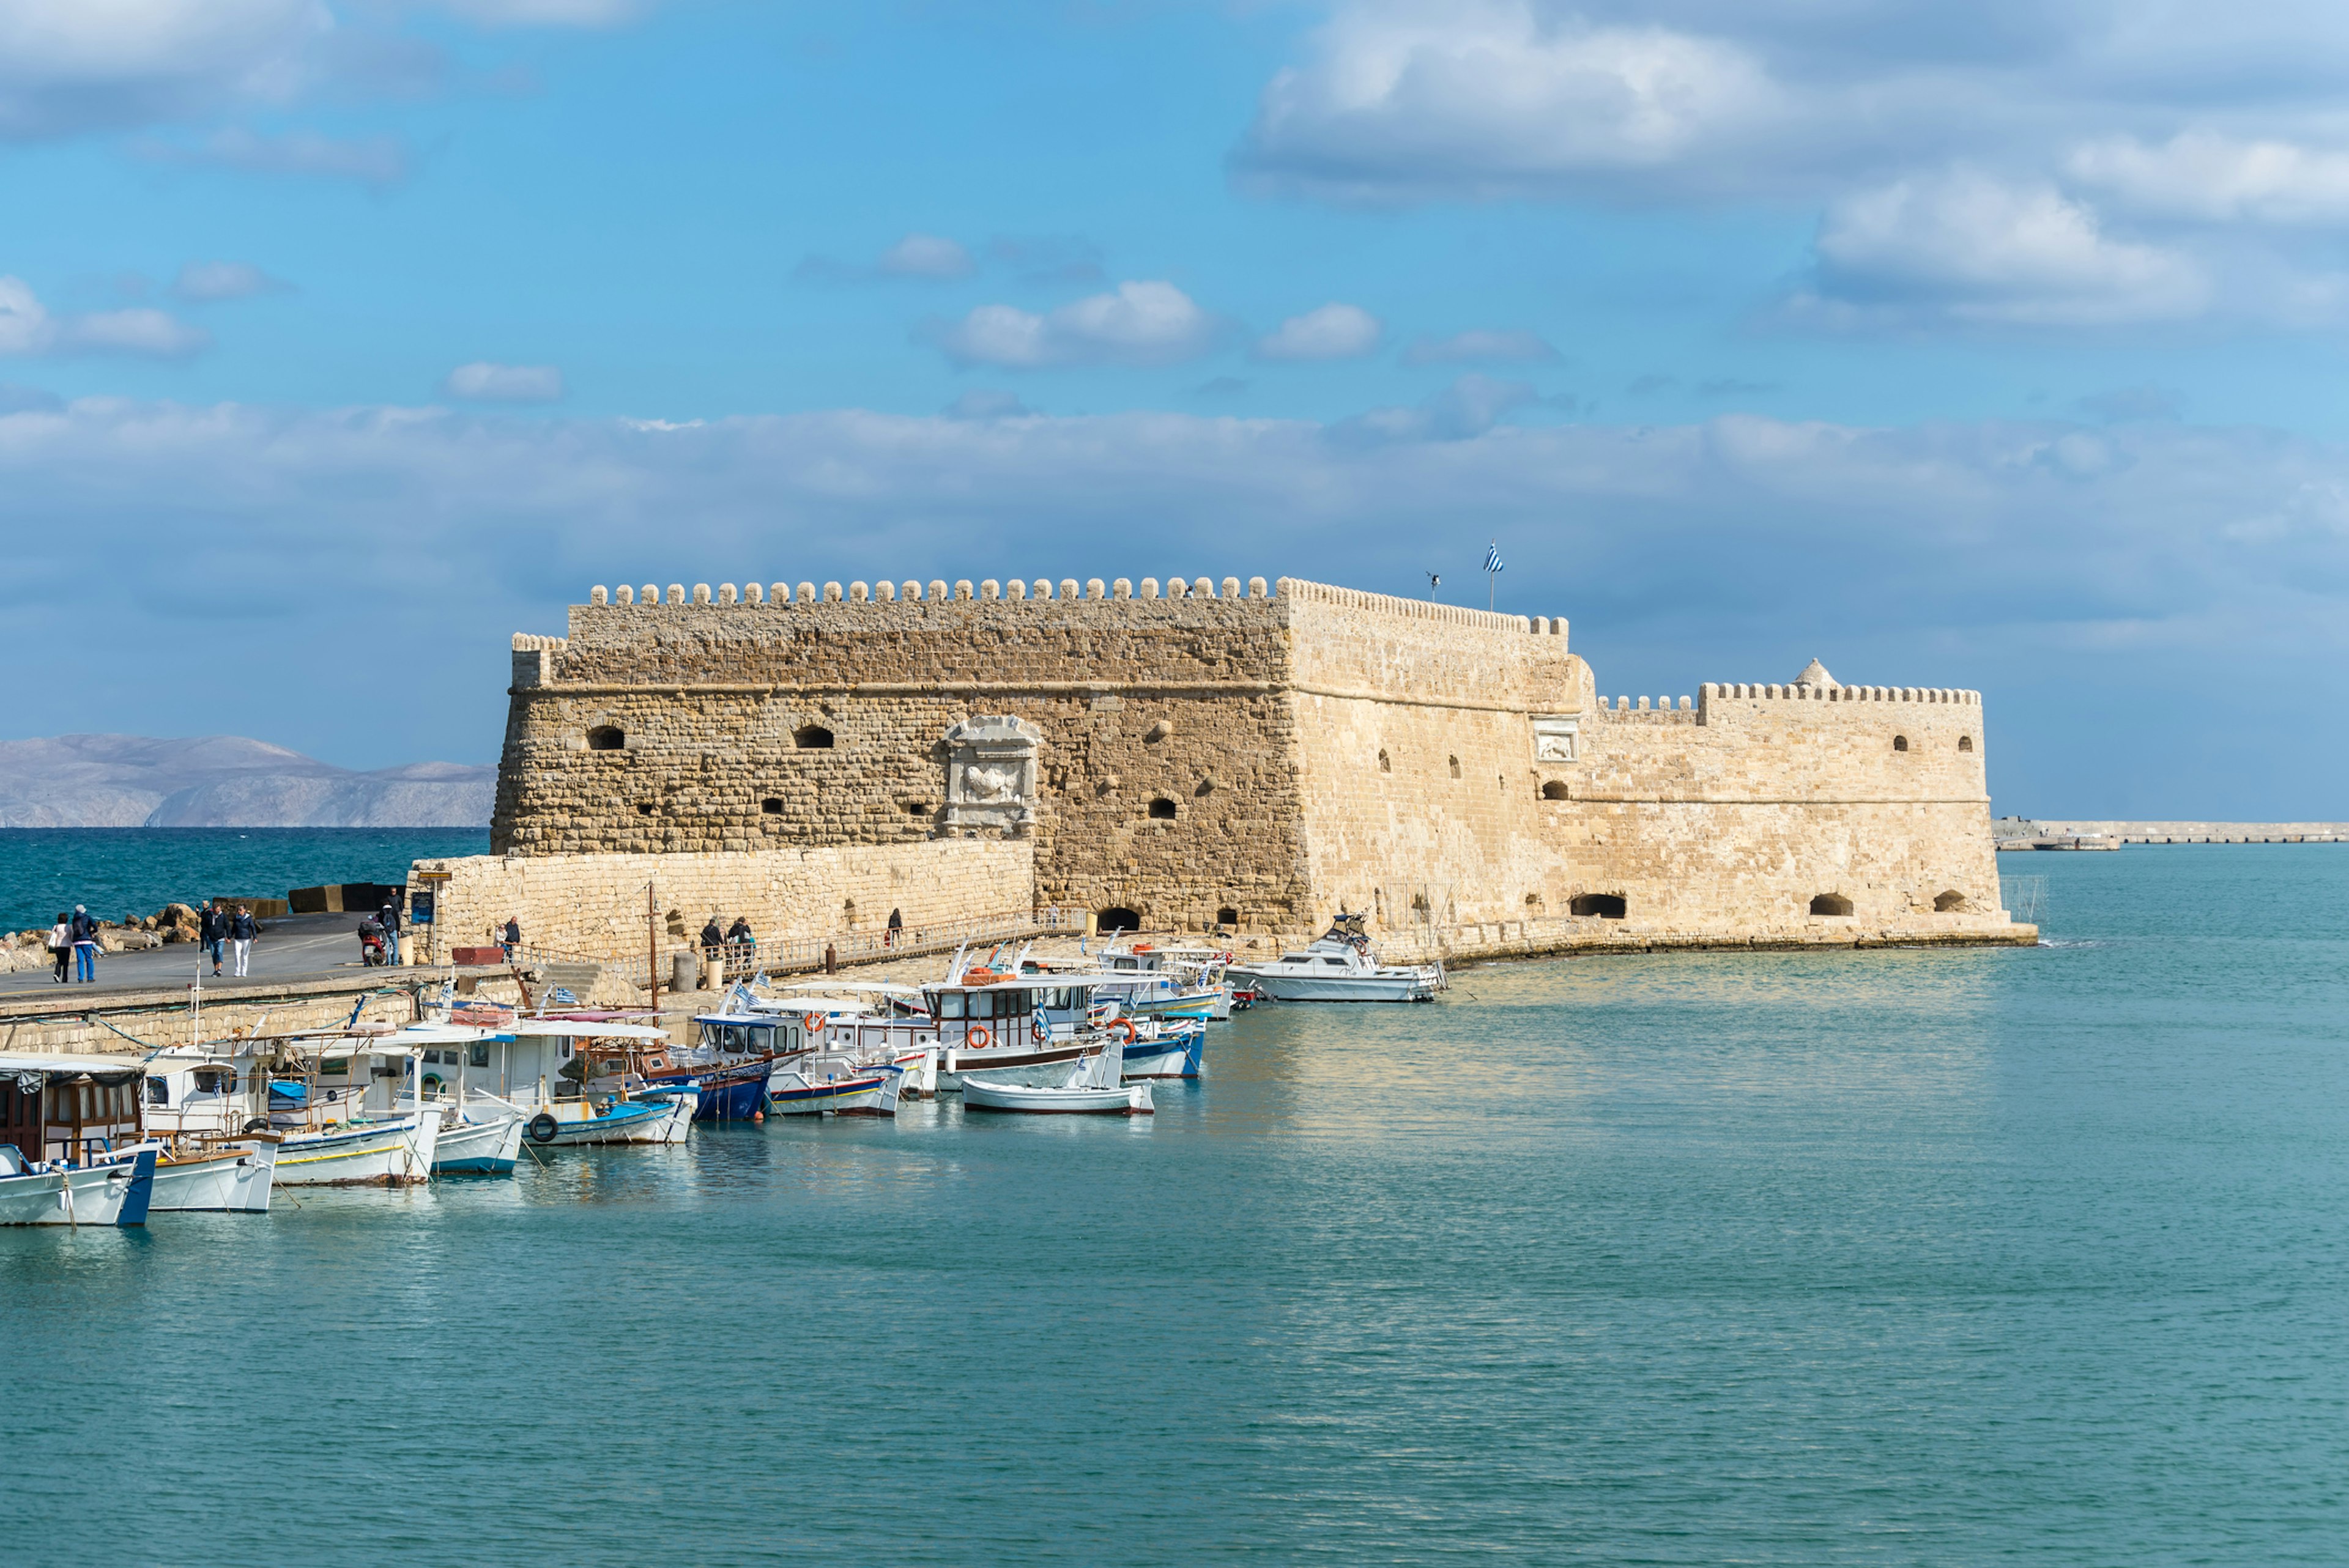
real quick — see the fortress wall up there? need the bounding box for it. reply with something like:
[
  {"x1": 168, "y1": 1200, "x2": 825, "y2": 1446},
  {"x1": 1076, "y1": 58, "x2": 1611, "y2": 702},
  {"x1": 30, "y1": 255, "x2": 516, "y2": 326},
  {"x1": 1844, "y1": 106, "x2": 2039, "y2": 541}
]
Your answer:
[
  {"x1": 494, "y1": 578, "x2": 1316, "y2": 936},
  {"x1": 407, "y1": 838, "x2": 1033, "y2": 968},
  {"x1": 1278, "y1": 584, "x2": 1590, "y2": 933},
  {"x1": 1546, "y1": 684, "x2": 2004, "y2": 931}
]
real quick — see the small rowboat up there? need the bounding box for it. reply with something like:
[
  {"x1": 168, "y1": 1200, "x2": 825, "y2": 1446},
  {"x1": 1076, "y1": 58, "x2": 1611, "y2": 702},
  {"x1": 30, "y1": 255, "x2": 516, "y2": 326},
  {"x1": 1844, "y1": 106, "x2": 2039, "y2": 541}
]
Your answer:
[{"x1": 962, "y1": 1042, "x2": 1152, "y2": 1116}]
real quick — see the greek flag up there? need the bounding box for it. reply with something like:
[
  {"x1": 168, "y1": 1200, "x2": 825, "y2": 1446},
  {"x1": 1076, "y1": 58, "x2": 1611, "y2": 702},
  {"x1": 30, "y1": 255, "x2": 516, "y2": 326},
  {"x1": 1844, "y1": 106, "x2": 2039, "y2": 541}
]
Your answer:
[
  {"x1": 547, "y1": 986, "x2": 577, "y2": 1005},
  {"x1": 1483, "y1": 541, "x2": 1505, "y2": 574}
]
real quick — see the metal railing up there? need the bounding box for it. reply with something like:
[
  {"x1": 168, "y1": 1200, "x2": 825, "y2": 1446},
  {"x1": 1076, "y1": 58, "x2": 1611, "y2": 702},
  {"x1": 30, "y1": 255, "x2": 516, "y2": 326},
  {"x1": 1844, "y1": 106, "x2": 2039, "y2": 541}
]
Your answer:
[{"x1": 507, "y1": 906, "x2": 1093, "y2": 993}]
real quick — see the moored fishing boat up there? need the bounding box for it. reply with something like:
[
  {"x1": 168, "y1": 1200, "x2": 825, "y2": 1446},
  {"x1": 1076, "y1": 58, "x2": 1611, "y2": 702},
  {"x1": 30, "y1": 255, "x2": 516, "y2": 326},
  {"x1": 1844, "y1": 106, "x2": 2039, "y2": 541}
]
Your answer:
[
  {"x1": 0, "y1": 1145, "x2": 155, "y2": 1226},
  {"x1": 137, "y1": 1139, "x2": 277, "y2": 1212},
  {"x1": 766, "y1": 1056, "x2": 903, "y2": 1116},
  {"x1": 962, "y1": 1042, "x2": 1151, "y2": 1116}
]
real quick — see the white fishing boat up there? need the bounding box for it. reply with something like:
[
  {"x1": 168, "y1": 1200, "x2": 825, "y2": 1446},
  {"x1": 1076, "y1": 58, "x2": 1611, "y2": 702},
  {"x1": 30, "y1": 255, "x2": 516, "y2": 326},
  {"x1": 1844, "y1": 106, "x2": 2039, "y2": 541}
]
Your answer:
[
  {"x1": 1225, "y1": 914, "x2": 1444, "y2": 1002},
  {"x1": 429, "y1": 1112, "x2": 527, "y2": 1174},
  {"x1": 436, "y1": 1018, "x2": 697, "y2": 1148},
  {"x1": 0, "y1": 1145, "x2": 156, "y2": 1226},
  {"x1": 766, "y1": 1052, "x2": 904, "y2": 1116},
  {"x1": 136, "y1": 1139, "x2": 277, "y2": 1213},
  {"x1": 521, "y1": 1088, "x2": 696, "y2": 1147},
  {"x1": 1112, "y1": 1019, "x2": 1204, "y2": 1079},
  {"x1": 962, "y1": 1041, "x2": 1152, "y2": 1116},
  {"x1": 740, "y1": 983, "x2": 943, "y2": 1096}
]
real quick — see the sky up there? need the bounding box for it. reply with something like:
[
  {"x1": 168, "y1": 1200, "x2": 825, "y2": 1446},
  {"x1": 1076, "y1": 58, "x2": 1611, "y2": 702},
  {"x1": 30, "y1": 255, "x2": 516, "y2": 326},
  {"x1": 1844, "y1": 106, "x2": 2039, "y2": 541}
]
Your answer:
[{"x1": 4, "y1": 0, "x2": 2348, "y2": 818}]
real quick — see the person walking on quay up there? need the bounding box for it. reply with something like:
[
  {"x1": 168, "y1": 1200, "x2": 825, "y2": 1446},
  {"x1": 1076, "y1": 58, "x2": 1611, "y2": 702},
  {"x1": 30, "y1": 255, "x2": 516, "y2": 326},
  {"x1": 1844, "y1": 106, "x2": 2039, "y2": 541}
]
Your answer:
[
  {"x1": 700, "y1": 915, "x2": 725, "y2": 984},
  {"x1": 200, "y1": 900, "x2": 231, "y2": 977},
  {"x1": 379, "y1": 898, "x2": 403, "y2": 966},
  {"x1": 500, "y1": 915, "x2": 521, "y2": 963},
  {"x1": 46, "y1": 912, "x2": 69, "y2": 983},
  {"x1": 69, "y1": 905, "x2": 100, "y2": 983},
  {"x1": 886, "y1": 907, "x2": 903, "y2": 948},
  {"x1": 229, "y1": 904, "x2": 258, "y2": 977},
  {"x1": 725, "y1": 915, "x2": 754, "y2": 971}
]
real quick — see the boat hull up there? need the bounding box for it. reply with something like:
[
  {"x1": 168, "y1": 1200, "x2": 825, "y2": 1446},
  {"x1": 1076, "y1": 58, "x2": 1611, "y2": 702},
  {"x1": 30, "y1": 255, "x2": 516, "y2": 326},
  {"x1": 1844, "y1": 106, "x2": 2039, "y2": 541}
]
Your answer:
[
  {"x1": 432, "y1": 1114, "x2": 525, "y2": 1174},
  {"x1": 768, "y1": 1070, "x2": 901, "y2": 1117},
  {"x1": 937, "y1": 1041, "x2": 1101, "y2": 1093},
  {"x1": 1228, "y1": 971, "x2": 1438, "y2": 1002},
  {"x1": 273, "y1": 1115, "x2": 440, "y2": 1186},
  {"x1": 962, "y1": 1078, "x2": 1153, "y2": 1115},
  {"x1": 1119, "y1": 1034, "x2": 1204, "y2": 1079},
  {"x1": 522, "y1": 1095, "x2": 695, "y2": 1147},
  {"x1": 0, "y1": 1150, "x2": 155, "y2": 1226},
  {"x1": 149, "y1": 1143, "x2": 275, "y2": 1212}
]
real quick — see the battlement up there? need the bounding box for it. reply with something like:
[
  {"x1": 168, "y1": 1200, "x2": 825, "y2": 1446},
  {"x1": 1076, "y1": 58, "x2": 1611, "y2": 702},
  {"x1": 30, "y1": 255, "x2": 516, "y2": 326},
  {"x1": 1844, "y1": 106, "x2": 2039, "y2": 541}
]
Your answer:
[
  {"x1": 552, "y1": 574, "x2": 1567, "y2": 640},
  {"x1": 1702, "y1": 682, "x2": 1980, "y2": 706}
]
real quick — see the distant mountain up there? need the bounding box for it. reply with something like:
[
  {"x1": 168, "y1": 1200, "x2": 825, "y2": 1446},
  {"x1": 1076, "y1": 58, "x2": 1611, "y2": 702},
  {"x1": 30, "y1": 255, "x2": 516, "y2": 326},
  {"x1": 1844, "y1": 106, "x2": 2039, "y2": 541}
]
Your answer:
[{"x1": 0, "y1": 735, "x2": 494, "y2": 828}]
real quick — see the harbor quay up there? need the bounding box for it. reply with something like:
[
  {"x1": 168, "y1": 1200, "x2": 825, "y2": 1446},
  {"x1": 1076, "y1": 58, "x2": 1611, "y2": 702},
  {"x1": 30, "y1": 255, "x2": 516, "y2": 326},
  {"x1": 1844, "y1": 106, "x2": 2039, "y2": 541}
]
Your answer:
[{"x1": 425, "y1": 570, "x2": 2033, "y2": 987}]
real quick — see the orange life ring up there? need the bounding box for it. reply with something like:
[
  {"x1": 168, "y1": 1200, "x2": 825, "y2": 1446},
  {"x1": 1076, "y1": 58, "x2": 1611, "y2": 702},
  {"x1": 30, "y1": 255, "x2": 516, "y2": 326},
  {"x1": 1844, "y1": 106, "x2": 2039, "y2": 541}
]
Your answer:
[
  {"x1": 967, "y1": 1024, "x2": 994, "y2": 1049},
  {"x1": 1108, "y1": 1018, "x2": 1137, "y2": 1043},
  {"x1": 1030, "y1": 1017, "x2": 1046, "y2": 1042},
  {"x1": 802, "y1": 1012, "x2": 826, "y2": 1034}
]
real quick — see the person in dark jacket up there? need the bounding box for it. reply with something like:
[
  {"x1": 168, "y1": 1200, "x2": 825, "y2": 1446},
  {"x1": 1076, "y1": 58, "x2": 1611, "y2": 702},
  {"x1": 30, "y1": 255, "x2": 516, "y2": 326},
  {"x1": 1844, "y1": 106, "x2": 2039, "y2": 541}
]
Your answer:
[
  {"x1": 500, "y1": 915, "x2": 521, "y2": 961},
  {"x1": 48, "y1": 912, "x2": 69, "y2": 983},
  {"x1": 725, "y1": 916, "x2": 754, "y2": 968},
  {"x1": 229, "y1": 906, "x2": 259, "y2": 977},
  {"x1": 700, "y1": 916, "x2": 725, "y2": 982},
  {"x1": 886, "y1": 908, "x2": 903, "y2": 948},
  {"x1": 200, "y1": 901, "x2": 231, "y2": 977},
  {"x1": 69, "y1": 905, "x2": 100, "y2": 983},
  {"x1": 378, "y1": 898, "x2": 403, "y2": 966}
]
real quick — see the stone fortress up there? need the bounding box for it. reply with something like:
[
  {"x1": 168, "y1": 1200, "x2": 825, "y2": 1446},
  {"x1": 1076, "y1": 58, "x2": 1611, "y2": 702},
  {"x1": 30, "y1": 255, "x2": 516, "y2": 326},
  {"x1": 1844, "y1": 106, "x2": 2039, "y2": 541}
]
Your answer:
[{"x1": 415, "y1": 572, "x2": 2030, "y2": 971}]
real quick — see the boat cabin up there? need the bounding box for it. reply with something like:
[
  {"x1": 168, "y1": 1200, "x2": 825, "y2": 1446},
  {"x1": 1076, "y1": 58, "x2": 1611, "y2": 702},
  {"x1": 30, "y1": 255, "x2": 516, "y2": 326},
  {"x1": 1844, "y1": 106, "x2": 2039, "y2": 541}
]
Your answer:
[{"x1": 0, "y1": 1052, "x2": 149, "y2": 1164}]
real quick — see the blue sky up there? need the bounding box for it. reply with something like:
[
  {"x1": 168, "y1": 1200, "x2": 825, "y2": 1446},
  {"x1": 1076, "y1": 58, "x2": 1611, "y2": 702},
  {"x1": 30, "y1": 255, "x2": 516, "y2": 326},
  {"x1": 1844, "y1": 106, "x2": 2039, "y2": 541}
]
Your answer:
[{"x1": 4, "y1": 0, "x2": 2348, "y2": 817}]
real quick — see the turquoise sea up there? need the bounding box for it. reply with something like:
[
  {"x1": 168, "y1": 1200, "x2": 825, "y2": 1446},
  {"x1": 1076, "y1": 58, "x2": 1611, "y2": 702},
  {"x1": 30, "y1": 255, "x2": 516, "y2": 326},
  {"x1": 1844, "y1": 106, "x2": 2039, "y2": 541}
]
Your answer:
[
  {"x1": 0, "y1": 827, "x2": 489, "y2": 931},
  {"x1": 6, "y1": 845, "x2": 2348, "y2": 1563}
]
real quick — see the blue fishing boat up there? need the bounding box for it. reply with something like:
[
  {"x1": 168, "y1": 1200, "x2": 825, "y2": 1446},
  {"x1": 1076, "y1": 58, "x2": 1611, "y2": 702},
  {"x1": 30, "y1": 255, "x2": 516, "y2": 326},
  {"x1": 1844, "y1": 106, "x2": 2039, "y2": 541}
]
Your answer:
[{"x1": 646, "y1": 1055, "x2": 772, "y2": 1121}]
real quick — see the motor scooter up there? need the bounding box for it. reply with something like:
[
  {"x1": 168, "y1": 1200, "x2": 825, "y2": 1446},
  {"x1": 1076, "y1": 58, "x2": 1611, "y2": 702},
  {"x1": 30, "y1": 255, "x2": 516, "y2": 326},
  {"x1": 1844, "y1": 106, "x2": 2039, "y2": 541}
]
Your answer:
[{"x1": 357, "y1": 917, "x2": 388, "y2": 967}]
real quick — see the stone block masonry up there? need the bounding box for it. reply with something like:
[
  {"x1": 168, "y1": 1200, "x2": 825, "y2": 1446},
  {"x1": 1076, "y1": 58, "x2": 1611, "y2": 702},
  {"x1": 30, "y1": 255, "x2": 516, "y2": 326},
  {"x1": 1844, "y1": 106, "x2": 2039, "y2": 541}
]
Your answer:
[{"x1": 480, "y1": 574, "x2": 2030, "y2": 960}]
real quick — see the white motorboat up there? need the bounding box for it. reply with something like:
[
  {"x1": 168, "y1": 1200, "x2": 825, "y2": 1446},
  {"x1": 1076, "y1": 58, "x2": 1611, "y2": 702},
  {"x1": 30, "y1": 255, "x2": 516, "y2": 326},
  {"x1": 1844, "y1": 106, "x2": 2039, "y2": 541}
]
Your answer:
[
  {"x1": 521, "y1": 1089, "x2": 696, "y2": 1147},
  {"x1": 442, "y1": 1018, "x2": 696, "y2": 1148},
  {"x1": 275, "y1": 1114, "x2": 440, "y2": 1186},
  {"x1": 766, "y1": 1055, "x2": 904, "y2": 1116},
  {"x1": 0, "y1": 1145, "x2": 155, "y2": 1226},
  {"x1": 962, "y1": 1041, "x2": 1152, "y2": 1116},
  {"x1": 1225, "y1": 914, "x2": 1444, "y2": 1002}
]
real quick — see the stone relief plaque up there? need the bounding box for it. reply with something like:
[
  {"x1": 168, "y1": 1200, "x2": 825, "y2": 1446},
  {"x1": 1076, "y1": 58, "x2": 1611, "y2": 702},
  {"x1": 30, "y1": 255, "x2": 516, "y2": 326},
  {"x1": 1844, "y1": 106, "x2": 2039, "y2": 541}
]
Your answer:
[
  {"x1": 943, "y1": 715, "x2": 1044, "y2": 834},
  {"x1": 1532, "y1": 716, "x2": 1579, "y2": 763}
]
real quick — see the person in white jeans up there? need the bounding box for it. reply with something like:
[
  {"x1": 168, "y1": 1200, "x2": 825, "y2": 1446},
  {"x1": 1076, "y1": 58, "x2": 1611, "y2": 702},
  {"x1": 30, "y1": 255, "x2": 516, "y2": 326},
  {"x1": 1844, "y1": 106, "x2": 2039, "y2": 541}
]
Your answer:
[{"x1": 231, "y1": 905, "x2": 258, "y2": 977}]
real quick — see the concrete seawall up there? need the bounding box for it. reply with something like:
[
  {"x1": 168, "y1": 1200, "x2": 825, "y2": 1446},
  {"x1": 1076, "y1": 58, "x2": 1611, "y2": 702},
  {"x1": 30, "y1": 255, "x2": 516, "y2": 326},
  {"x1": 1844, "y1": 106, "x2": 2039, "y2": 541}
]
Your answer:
[{"x1": 1998, "y1": 819, "x2": 2349, "y2": 846}]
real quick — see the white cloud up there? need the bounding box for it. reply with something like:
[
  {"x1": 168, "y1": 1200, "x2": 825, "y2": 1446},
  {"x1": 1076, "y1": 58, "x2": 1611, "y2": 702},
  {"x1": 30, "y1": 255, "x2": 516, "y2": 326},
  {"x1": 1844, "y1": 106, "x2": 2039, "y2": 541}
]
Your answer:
[
  {"x1": 930, "y1": 281, "x2": 1220, "y2": 369},
  {"x1": 0, "y1": 0, "x2": 325, "y2": 138},
  {"x1": 1240, "y1": 1, "x2": 1778, "y2": 201},
  {"x1": 879, "y1": 233, "x2": 974, "y2": 280},
  {"x1": 442, "y1": 362, "x2": 563, "y2": 402},
  {"x1": 0, "y1": 275, "x2": 209, "y2": 357},
  {"x1": 1401, "y1": 327, "x2": 1559, "y2": 365},
  {"x1": 2068, "y1": 132, "x2": 2349, "y2": 225},
  {"x1": 1253, "y1": 303, "x2": 1381, "y2": 361},
  {"x1": 170, "y1": 260, "x2": 292, "y2": 301},
  {"x1": 1803, "y1": 169, "x2": 2208, "y2": 327},
  {"x1": 2, "y1": 393, "x2": 2347, "y2": 813},
  {"x1": 132, "y1": 126, "x2": 409, "y2": 186}
]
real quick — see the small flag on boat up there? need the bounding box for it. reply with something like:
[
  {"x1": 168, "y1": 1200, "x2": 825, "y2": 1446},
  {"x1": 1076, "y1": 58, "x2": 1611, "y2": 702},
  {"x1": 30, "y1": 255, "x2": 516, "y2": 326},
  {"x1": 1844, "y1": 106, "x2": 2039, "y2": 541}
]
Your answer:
[
  {"x1": 547, "y1": 986, "x2": 577, "y2": 1005},
  {"x1": 1483, "y1": 540, "x2": 1505, "y2": 574}
]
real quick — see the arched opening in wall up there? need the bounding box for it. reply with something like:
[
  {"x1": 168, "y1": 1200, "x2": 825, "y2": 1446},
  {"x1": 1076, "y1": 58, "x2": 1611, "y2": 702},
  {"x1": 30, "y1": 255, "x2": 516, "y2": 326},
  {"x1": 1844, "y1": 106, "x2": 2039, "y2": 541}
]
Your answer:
[
  {"x1": 760, "y1": 797, "x2": 783, "y2": 815},
  {"x1": 1570, "y1": 893, "x2": 1627, "y2": 919},
  {"x1": 1540, "y1": 780, "x2": 1569, "y2": 801},
  {"x1": 1810, "y1": 893, "x2": 1854, "y2": 916},
  {"x1": 1958, "y1": 735, "x2": 1975, "y2": 752},
  {"x1": 1215, "y1": 906, "x2": 1240, "y2": 928},
  {"x1": 1934, "y1": 890, "x2": 1968, "y2": 912},
  {"x1": 586, "y1": 725, "x2": 624, "y2": 751},
  {"x1": 795, "y1": 725, "x2": 836, "y2": 749},
  {"x1": 1378, "y1": 749, "x2": 1391, "y2": 773},
  {"x1": 1448, "y1": 755, "x2": 1461, "y2": 778},
  {"x1": 1148, "y1": 797, "x2": 1177, "y2": 820},
  {"x1": 1097, "y1": 906, "x2": 1141, "y2": 933},
  {"x1": 904, "y1": 801, "x2": 931, "y2": 816},
  {"x1": 1893, "y1": 735, "x2": 1909, "y2": 752}
]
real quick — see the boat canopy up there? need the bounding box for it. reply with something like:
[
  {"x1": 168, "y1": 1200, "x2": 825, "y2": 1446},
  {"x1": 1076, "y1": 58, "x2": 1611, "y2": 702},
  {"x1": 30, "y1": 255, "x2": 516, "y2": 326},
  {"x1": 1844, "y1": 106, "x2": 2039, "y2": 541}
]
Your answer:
[
  {"x1": 508, "y1": 1019, "x2": 669, "y2": 1040},
  {"x1": 0, "y1": 1051, "x2": 146, "y2": 1085}
]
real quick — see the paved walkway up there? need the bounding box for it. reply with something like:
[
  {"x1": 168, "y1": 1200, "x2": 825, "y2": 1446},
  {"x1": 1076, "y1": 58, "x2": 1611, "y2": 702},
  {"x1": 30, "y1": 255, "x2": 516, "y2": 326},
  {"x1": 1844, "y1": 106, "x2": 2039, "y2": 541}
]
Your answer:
[{"x1": 0, "y1": 912, "x2": 403, "y2": 999}]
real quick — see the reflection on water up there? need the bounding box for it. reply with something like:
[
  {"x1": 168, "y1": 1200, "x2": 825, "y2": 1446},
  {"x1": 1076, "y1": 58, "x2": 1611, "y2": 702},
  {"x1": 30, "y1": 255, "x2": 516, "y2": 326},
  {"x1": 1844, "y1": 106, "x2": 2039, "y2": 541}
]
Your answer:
[{"x1": 6, "y1": 846, "x2": 2349, "y2": 1564}]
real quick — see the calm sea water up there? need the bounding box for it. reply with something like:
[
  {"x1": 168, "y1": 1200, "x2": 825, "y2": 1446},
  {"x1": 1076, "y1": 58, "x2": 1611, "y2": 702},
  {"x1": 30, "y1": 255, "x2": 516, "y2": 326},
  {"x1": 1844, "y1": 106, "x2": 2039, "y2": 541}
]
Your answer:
[
  {"x1": 0, "y1": 827, "x2": 489, "y2": 931},
  {"x1": 6, "y1": 845, "x2": 2348, "y2": 1563}
]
